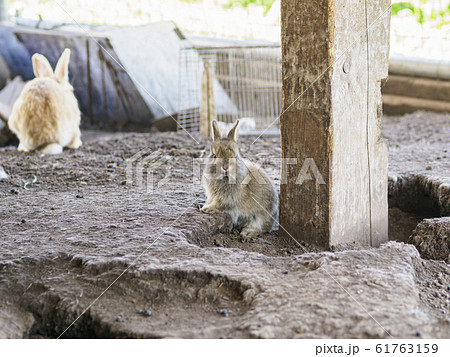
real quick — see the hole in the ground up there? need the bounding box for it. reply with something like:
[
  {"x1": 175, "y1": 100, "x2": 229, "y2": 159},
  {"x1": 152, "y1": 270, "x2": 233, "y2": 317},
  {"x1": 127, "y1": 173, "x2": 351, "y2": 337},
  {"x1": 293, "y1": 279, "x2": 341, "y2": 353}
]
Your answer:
[
  {"x1": 25, "y1": 269, "x2": 252, "y2": 338},
  {"x1": 27, "y1": 301, "x2": 116, "y2": 339},
  {"x1": 388, "y1": 174, "x2": 447, "y2": 243},
  {"x1": 388, "y1": 174, "x2": 442, "y2": 217},
  {"x1": 187, "y1": 173, "x2": 448, "y2": 255},
  {"x1": 388, "y1": 207, "x2": 423, "y2": 243}
]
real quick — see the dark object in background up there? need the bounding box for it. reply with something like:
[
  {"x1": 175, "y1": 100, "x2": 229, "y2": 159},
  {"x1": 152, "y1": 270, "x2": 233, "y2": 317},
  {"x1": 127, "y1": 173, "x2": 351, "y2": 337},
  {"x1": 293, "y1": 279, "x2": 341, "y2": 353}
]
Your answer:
[
  {"x1": 0, "y1": 76, "x2": 24, "y2": 146},
  {"x1": 0, "y1": 123, "x2": 16, "y2": 147},
  {"x1": 152, "y1": 114, "x2": 179, "y2": 132},
  {"x1": 0, "y1": 22, "x2": 189, "y2": 132}
]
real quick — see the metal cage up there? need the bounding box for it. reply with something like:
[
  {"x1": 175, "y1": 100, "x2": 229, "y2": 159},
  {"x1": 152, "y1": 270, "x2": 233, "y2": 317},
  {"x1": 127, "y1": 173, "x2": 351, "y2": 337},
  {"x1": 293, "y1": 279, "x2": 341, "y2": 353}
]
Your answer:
[{"x1": 178, "y1": 45, "x2": 282, "y2": 134}]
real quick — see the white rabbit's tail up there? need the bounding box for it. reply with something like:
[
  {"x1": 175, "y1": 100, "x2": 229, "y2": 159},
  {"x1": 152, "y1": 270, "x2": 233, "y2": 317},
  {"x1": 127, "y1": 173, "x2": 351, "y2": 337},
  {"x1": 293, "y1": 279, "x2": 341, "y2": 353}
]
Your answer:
[{"x1": 39, "y1": 143, "x2": 63, "y2": 154}]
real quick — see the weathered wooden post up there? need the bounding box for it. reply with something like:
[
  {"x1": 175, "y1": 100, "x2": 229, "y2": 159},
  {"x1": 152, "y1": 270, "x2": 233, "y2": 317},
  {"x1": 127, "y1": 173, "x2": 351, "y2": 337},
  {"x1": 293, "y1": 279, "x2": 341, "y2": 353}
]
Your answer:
[
  {"x1": 200, "y1": 60, "x2": 216, "y2": 137},
  {"x1": 279, "y1": 0, "x2": 390, "y2": 248}
]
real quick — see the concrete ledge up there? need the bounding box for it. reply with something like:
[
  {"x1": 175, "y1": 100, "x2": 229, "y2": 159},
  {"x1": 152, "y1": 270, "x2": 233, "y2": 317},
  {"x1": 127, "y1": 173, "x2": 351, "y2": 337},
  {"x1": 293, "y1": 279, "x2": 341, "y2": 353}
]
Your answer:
[
  {"x1": 383, "y1": 75, "x2": 450, "y2": 102},
  {"x1": 383, "y1": 94, "x2": 450, "y2": 115}
]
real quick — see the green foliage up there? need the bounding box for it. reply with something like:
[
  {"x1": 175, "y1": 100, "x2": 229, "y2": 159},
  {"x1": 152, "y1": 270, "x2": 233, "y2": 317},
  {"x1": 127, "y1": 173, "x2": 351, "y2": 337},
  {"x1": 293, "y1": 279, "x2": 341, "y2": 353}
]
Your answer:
[
  {"x1": 416, "y1": 7, "x2": 425, "y2": 24},
  {"x1": 391, "y1": 2, "x2": 415, "y2": 16},
  {"x1": 224, "y1": 0, "x2": 276, "y2": 13},
  {"x1": 429, "y1": 10, "x2": 437, "y2": 20},
  {"x1": 391, "y1": 1, "x2": 450, "y2": 27}
]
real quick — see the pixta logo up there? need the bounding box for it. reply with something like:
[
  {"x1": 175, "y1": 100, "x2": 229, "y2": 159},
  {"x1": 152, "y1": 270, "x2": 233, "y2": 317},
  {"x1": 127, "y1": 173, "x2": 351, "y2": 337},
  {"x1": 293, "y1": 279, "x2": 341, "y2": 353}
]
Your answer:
[{"x1": 126, "y1": 148, "x2": 172, "y2": 193}]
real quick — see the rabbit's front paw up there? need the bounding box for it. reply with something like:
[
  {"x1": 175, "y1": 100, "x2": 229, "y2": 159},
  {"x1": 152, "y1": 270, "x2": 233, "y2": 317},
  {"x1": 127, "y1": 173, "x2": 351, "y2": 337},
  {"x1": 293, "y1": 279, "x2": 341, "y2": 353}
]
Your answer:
[
  {"x1": 200, "y1": 205, "x2": 221, "y2": 214},
  {"x1": 68, "y1": 137, "x2": 82, "y2": 149},
  {"x1": 18, "y1": 143, "x2": 29, "y2": 152},
  {"x1": 241, "y1": 228, "x2": 261, "y2": 239}
]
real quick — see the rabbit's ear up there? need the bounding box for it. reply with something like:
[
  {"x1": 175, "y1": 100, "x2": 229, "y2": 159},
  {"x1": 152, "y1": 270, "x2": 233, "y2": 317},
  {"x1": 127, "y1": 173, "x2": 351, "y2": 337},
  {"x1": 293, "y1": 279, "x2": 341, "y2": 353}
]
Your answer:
[
  {"x1": 227, "y1": 120, "x2": 239, "y2": 141},
  {"x1": 32, "y1": 54, "x2": 53, "y2": 78},
  {"x1": 54, "y1": 48, "x2": 71, "y2": 82},
  {"x1": 211, "y1": 120, "x2": 222, "y2": 141}
]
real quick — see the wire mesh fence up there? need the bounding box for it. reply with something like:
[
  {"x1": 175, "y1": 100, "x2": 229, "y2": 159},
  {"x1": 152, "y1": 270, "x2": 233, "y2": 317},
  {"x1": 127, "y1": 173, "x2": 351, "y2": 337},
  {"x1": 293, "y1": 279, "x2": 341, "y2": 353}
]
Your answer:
[{"x1": 178, "y1": 45, "x2": 282, "y2": 134}]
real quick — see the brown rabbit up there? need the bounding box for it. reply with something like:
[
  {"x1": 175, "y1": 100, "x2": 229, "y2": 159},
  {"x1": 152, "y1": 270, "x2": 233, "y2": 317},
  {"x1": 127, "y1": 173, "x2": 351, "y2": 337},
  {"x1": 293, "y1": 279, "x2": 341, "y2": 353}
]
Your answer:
[
  {"x1": 201, "y1": 120, "x2": 278, "y2": 238},
  {"x1": 8, "y1": 48, "x2": 81, "y2": 154}
]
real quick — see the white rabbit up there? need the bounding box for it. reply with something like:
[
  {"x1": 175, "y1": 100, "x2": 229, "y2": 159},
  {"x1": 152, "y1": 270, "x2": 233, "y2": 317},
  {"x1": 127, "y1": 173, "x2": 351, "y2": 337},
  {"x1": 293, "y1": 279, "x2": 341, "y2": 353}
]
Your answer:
[{"x1": 8, "y1": 48, "x2": 81, "y2": 154}]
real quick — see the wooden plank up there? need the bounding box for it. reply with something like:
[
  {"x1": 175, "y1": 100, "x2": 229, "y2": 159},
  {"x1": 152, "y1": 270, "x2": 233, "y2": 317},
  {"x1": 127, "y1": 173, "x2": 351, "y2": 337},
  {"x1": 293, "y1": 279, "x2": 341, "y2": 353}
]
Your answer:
[
  {"x1": 383, "y1": 74, "x2": 450, "y2": 102},
  {"x1": 279, "y1": 0, "x2": 333, "y2": 248},
  {"x1": 279, "y1": 0, "x2": 390, "y2": 248},
  {"x1": 215, "y1": 74, "x2": 281, "y2": 88},
  {"x1": 200, "y1": 60, "x2": 216, "y2": 137},
  {"x1": 383, "y1": 94, "x2": 450, "y2": 115},
  {"x1": 366, "y1": 0, "x2": 390, "y2": 247}
]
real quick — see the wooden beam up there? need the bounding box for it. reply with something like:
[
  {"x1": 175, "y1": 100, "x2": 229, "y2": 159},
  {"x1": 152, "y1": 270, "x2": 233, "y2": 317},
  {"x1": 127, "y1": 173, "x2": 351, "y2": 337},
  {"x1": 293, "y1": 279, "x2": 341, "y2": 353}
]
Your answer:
[
  {"x1": 279, "y1": 0, "x2": 390, "y2": 248},
  {"x1": 200, "y1": 60, "x2": 216, "y2": 137}
]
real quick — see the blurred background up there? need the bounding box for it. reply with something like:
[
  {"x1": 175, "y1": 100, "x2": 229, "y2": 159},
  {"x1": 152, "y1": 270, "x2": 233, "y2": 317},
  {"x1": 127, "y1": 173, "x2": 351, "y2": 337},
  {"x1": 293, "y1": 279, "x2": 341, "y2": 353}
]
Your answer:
[
  {"x1": 3, "y1": 0, "x2": 449, "y2": 60},
  {"x1": 0, "y1": 0, "x2": 449, "y2": 137}
]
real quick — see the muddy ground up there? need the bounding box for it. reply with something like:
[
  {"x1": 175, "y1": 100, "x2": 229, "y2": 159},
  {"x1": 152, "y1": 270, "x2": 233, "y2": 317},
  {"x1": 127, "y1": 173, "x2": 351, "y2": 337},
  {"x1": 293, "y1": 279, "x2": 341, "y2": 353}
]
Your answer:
[{"x1": 0, "y1": 111, "x2": 449, "y2": 338}]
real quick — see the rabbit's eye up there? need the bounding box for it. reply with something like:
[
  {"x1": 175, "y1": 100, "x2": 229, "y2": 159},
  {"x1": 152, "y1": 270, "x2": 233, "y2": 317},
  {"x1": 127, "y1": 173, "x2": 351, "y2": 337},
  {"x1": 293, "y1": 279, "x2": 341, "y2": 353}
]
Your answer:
[{"x1": 212, "y1": 154, "x2": 216, "y2": 158}]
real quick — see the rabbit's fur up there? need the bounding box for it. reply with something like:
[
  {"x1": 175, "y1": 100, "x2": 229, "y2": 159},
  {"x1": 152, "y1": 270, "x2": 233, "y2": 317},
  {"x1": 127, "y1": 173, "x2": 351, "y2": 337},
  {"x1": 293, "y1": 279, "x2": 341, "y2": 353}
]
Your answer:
[
  {"x1": 201, "y1": 120, "x2": 278, "y2": 238},
  {"x1": 8, "y1": 48, "x2": 81, "y2": 154}
]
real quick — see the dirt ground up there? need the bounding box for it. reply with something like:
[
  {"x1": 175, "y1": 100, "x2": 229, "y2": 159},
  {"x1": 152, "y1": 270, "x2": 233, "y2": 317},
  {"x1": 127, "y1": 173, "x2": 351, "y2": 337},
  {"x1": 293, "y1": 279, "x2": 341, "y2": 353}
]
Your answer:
[
  {"x1": 382, "y1": 111, "x2": 449, "y2": 178},
  {"x1": 0, "y1": 111, "x2": 449, "y2": 338},
  {"x1": 0, "y1": 127, "x2": 309, "y2": 258},
  {"x1": 1, "y1": 111, "x2": 448, "y2": 254}
]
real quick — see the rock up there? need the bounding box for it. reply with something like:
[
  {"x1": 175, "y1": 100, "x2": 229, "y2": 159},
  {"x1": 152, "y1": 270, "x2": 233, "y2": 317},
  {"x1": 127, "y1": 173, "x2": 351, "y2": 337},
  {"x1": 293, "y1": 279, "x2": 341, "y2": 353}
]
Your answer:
[
  {"x1": 0, "y1": 306, "x2": 35, "y2": 339},
  {"x1": 138, "y1": 309, "x2": 152, "y2": 317},
  {"x1": 0, "y1": 166, "x2": 8, "y2": 180},
  {"x1": 409, "y1": 217, "x2": 450, "y2": 262}
]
